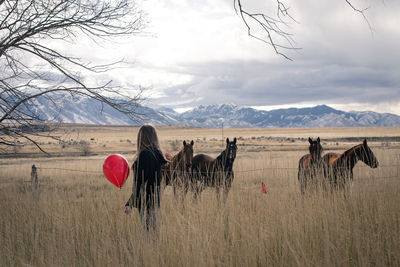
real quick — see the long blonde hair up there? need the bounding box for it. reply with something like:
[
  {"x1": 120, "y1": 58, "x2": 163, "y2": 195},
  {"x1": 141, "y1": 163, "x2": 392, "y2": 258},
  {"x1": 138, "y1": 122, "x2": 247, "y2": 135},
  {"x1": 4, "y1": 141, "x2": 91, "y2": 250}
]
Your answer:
[{"x1": 136, "y1": 124, "x2": 161, "y2": 156}]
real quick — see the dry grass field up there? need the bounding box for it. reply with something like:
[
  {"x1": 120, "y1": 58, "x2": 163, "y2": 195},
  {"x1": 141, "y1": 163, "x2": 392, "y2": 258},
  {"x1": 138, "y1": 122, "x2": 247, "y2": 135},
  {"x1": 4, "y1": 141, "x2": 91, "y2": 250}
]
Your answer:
[{"x1": 1, "y1": 125, "x2": 399, "y2": 266}]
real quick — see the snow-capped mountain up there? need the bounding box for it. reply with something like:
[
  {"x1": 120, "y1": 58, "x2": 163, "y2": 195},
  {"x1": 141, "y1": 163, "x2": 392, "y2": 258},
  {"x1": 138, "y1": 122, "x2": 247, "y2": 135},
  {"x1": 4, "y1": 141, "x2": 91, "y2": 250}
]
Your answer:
[
  {"x1": 14, "y1": 94, "x2": 400, "y2": 127},
  {"x1": 25, "y1": 95, "x2": 179, "y2": 126},
  {"x1": 174, "y1": 104, "x2": 400, "y2": 128},
  {"x1": 178, "y1": 104, "x2": 256, "y2": 128}
]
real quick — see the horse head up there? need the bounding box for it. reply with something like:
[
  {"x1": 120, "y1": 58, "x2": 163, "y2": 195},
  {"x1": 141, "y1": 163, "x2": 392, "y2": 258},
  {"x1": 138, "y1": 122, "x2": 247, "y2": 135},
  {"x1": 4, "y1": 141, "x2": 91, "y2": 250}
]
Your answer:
[
  {"x1": 357, "y1": 139, "x2": 379, "y2": 168},
  {"x1": 308, "y1": 137, "x2": 323, "y2": 162},
  {"x1": 182, "y1": 140, "x2": 194, "y2": 171},
  {"x1": 225, "y1": 137, "x2": 237, "y2": 164}
]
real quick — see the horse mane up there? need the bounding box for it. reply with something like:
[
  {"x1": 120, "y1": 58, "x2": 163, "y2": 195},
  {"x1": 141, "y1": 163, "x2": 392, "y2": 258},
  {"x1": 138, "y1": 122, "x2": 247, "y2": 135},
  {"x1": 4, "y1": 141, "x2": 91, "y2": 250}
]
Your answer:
[
  {"x1": 310, "y1": 153, "x2": 322, "y2": 165},
  {"x1": 215, "y1": 148, "x2": 227, "y2": 165},
  {"x1": 335, "y1": 143, "x2": 363, "y2": 167},
  {"x1": 216, "y1": 146, "x2": 236, "y2": 171},
  {"x1": 171, "y1": 148, "x2": 183, "y2": 161},
  {"x1": 169, "y1": 147, "x2": 185, "y2": 169}
]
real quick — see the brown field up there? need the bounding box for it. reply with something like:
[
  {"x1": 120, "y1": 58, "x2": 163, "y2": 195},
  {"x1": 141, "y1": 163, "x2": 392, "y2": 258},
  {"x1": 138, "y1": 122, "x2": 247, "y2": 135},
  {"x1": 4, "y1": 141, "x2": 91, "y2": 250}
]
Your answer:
[{"x1": 1, "y1": 126, "x2": 400, "y2": 266}]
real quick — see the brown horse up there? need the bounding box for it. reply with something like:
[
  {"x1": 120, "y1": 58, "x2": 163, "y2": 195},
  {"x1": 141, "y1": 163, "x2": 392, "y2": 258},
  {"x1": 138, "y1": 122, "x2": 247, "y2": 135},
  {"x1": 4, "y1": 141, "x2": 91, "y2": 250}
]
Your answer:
[
  {"x1": 298, "y1": 137, "x2": 323, "y2": 194},
  {"x1": 322, "y1": 139, "x2": 379, "y2": 189},
  {"x1": 192, "y1": 138, "x2": 237, "y2": 200},
  {"x1": 163, "y1": 140, "x2": 194, "y2": 195}
]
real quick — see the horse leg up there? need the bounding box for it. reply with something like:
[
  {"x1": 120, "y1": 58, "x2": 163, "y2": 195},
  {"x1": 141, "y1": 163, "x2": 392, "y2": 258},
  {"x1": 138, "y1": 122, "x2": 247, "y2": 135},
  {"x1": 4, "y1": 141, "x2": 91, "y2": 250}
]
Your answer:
[
  {"x1": 300, "y1": 178, "x2": 307, "y2": 195},
  {"x1": 298, "y1": 169, "x2": 307, "y2": 195},
  {"x1": 173, "y1": 183, "x2": 178, "y2": 197},
  {"x1": 216, "y1": 181, "x2": 227, "y2": 202},
  {"x1": 222, "y1": 173, "x2": 233, "y2": 201},
  {"x1": 192, "y1": 175, "x2": 201, "y2": 200},
  {"x1": 183, "y1": 176, "x2": 189, "y2": 197},
  {"x1": 172, "y1": 175, "x2": 182, "y2": 200},
  {"x1": 192, "y1": 181, "x2": 199, "y2": 200},
  {"x1": 170, "y1": 169, "x2": 178, "y2": 197},
  {"x1": 193, "y1": 180, "x2": 204, "y2": 201},
  {"x1": 214, "y1": 172, "x2": 224, "y2": 201},
  {"x1": 189, "y1": 171, "x2": 198, "y2": 199},
  {"x1": 222, "y1": 185, "x2": 230, "y2": 202},
  {"x1": 215, "y1": 185, "x2": 221, "y2": 201}
]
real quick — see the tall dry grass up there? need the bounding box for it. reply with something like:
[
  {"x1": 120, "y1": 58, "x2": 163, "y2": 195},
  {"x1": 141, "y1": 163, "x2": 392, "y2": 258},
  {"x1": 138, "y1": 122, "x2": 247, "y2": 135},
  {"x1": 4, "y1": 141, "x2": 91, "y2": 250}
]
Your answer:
[{"x1": 1, "y1": 141, "x2": 400, "y2": 266}]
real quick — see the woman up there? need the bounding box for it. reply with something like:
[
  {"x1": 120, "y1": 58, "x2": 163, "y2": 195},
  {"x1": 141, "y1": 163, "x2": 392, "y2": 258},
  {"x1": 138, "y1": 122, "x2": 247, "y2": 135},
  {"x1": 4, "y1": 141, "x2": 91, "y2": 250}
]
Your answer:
[{"x1": 124, "y1": 124, "x2": 167, "y2": 231}]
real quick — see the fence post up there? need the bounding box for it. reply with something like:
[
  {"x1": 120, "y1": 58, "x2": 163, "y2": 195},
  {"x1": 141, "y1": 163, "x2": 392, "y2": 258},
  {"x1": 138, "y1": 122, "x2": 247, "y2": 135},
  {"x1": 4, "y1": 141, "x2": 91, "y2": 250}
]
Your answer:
[{"x1": 31, "y1": 164, "x2": 38, "y2": 200}]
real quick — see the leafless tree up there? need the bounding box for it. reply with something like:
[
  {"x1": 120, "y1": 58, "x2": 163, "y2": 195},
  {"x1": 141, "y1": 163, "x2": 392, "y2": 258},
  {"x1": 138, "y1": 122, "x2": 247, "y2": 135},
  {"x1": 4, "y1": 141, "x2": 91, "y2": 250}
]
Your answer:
[
  {"x1": 234, "y1": 0, "x2": 371, "y2": 60},
  {"x1": 0, "y1": 0, "x2": 145, "y2": 153}
]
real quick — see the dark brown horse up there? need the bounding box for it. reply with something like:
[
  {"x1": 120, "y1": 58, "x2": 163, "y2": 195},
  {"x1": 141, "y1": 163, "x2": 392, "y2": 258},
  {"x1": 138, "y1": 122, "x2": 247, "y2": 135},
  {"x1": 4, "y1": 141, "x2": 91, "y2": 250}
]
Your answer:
[
  {"x1": 298, "y1": 137, "x2": 323, "y2": 194},
  {"x1": 192, "y1": 138, "x2": 237, "y2": 200},
  {"x1": 322, "y1": 139, "x2": 378, "y2": 189},
  {"x1": 163, "y1": 140, "x2": 194, "y2": 195}
]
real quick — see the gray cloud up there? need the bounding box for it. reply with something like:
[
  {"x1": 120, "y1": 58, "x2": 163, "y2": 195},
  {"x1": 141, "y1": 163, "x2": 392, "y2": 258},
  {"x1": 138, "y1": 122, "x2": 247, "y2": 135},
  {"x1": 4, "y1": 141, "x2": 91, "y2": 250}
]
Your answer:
[
  {"x1": 147, "y1": 0, "x2": 400, "y2": 114},
  {"x1": 153, "y1": 58, "x2": 400, "y2": 110}
]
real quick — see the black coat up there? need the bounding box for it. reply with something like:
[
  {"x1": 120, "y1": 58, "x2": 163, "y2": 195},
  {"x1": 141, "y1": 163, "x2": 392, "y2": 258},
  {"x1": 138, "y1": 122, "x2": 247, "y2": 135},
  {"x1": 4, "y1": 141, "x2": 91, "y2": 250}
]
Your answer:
[{"x1": 126, "y1": 147, "x2": 167, "y2": 209}]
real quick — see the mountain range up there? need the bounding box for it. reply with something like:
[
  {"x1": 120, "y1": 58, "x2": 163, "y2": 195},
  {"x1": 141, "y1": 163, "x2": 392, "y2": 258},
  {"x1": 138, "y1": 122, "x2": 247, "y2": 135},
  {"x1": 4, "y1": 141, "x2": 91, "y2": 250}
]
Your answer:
[{"x1": 24, "y1": 95, "x2": 400, "y2": 128}]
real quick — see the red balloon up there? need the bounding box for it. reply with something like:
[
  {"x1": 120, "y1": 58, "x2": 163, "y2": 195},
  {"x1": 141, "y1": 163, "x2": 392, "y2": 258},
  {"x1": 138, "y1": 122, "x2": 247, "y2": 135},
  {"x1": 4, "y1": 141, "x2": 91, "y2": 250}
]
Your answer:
[{"x1": 103, "y1": 154, "x2": 130, "y2": 188}]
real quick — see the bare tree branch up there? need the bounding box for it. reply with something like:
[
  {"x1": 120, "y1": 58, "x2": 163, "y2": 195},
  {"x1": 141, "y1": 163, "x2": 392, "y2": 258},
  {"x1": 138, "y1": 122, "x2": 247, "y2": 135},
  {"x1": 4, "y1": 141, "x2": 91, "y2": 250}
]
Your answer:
[
  {"x1": 0, "y1": 0, "x2": 146, "y2": 153},
  {"x1": 344, "y1": 0, "x2": 373, "y2": 32},
  {"x1": 234, "y1": 0, "x2": 300, "y2": 60},
  {"x1": 234, "y1": 0, "x2": 373, "y2": 60}
]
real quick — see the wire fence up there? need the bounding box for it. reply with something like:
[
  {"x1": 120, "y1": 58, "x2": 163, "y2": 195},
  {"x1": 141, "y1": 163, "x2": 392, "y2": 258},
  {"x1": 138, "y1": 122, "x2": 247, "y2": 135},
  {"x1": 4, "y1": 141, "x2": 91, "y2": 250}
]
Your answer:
[
  {"x1": 34, "y1": 164, "x2": 399, "y2": 175},
  {"x1": 0, "y1": 164, "x2": 398, "y2": 187},
  {"x1": 34, "y1": 163, "x2": 400, "y2": 189},
  {"x1": 30, "y1": 165, "x2": 400, "y2": 185}
]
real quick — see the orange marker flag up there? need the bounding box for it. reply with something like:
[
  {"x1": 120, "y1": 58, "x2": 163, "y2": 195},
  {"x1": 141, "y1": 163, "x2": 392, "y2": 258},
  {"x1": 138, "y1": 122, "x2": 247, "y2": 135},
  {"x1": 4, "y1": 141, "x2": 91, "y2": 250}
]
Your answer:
[{"x1": 261, "y1": 182, "x2": 268, "y2": 194}]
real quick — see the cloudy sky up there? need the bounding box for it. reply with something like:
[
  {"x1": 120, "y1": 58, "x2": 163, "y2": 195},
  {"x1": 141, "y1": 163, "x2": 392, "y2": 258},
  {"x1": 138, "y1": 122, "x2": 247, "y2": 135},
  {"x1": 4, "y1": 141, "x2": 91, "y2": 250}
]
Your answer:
[{"x1": 96, "y1": 0, "x2": 400, "y2": 115}]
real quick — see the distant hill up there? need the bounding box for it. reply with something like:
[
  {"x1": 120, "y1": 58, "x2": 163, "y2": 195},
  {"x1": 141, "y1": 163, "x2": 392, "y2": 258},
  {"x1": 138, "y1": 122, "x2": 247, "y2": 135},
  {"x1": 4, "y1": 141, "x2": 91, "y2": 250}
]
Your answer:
[
  {"x1": 171, "y1": 104, "x2": 400, "y2": 128},
  {"x1": 18, "y1": 94, "x2": 400, "y2": 128}
]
